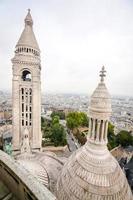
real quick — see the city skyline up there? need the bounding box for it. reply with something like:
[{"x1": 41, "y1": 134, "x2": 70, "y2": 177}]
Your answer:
[{"x1": 0, "y1": 0, "x2": 133, "y2": 96}]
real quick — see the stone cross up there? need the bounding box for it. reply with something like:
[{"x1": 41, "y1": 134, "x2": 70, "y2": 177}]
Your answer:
[{"x1": 100, "y1": 66, "x2": 106, "y2": 82}]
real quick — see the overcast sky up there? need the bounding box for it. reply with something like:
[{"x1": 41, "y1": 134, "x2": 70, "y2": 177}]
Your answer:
[{"x1": 0, "y1": 0, "x2": 133, "y2": 96}]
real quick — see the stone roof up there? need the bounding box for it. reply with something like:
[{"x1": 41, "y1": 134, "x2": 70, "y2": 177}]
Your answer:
[
  {"x1": 16, "y1": 151, "x2": 64, "y2": 194},
  {"x1": 18, "y1": 159, "x2": 49, "y2": 187},
  {"x1": 16, "y1": 9, "x2": 40, "y2": 51},
  {"x1": 0, "y1": 150, "x2": 56, "y2": 200}
]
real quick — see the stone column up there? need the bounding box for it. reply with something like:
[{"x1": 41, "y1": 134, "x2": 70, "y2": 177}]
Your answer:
[
  {"x1": 91, "y1": 119, "x2": 96, "y2": 139},
  {"x1": 96, "y1": 120, "x2": 101, "y2": 141},
  {"x1": 104, "y1": 121, "x2": 108, "y2": 142},
  {"x1": 89, "y1": 118, "x2": 92, "y2": 138},
  {"x1": 12, "y1": 73, "x2": 20, "y2": 152},
  {"x1": 100, "y1": 120, "x2": 105, "y2": 142},
  {"x1": 32, "y1": 71, "x2": 41, "y2": 151}
]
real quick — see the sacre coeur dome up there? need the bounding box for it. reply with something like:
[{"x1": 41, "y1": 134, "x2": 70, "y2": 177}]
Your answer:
[{"x1": 56, "y1": 67, "x2": 132, "y2": 200}]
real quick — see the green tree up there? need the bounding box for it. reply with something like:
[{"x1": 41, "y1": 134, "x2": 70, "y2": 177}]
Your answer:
[
  {"x1": 116, "y1": 130, "x2": 133, "y2": 147},
  {"x1": 107, "y1": 123, "x2": 133, "y2": 150},
  {"x1": 66, "y1": 113, "x2": 79, "y2": 129},
  {"x1": 41, "y1": 117, "x2": 52, "y2": 139},
  {"x1": 51, "y1": 111, "x2": 65, "y2": 120},
  {"x1": 78, "y1": 112, "x2": 89, "y2": 127},
  {"x1": 107, "y1": 123, "x2": 118, "y2": 150},
  {"x1": 66, "y1": 112, "x2": 88, "y2": 130},
  {"x1": 52, "y1": 115, "x2": 60, "y2": 125},
  {"x1": 42, "y1": 116, "x2": 67, "y2": 147},
  {"x1": 50, "y1": 123, "x2": 67, "y2": 146},
  {"x1": 41, "y1": 116, "x2": 45, "y2": 129},
  {"x1": 108, "y1": 122, "x2": 114, "y2": 136}
]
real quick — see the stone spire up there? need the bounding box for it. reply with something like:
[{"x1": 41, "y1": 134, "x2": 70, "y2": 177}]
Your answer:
[
  {"x1": 56, "y1": 67, "x2": 132, "y2": 200},
  {"x1": 16, "y1": 9, "x2": 40, "y2": 51},
  {"x1": 88, "y1": 66, "x2": 112, "y2": 144},
  {"x1": 25, "y1": 9, "x2": 33, "y2": 27}
]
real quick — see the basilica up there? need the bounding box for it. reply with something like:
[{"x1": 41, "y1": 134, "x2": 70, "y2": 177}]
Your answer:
[{"x1": 0, "y1": 10, "x2": 132, "y2": 200}]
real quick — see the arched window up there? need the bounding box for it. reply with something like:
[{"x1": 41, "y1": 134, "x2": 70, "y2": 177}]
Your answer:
[{"x1": 22, "y1": 70, "x2": 32, "y2": 81}]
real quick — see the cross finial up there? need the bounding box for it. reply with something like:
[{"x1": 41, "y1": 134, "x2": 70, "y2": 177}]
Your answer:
[
  {"x1": 25, "y1": 8, "x2": 33, "y2": 26},
  {"x1": 99, "y1": 66, "x2": 106, "y2": 82}
]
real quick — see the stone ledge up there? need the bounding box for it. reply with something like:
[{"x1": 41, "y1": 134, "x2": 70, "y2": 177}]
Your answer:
[
  {"x1": 0, "y1": 150, "x2": 56, "y2": 200},
  {"x1": 42, "y1": 145, "x2": 67, "y2": 152}
]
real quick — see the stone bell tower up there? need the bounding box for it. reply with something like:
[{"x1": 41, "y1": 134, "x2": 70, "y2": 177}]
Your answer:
[{"x1": 12, "y1": 9, "x2": 41, "y2": 154}]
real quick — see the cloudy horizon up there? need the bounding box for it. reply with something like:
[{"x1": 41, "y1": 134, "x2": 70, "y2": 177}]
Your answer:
[{"x1": 0, "y1": 0, "x2": 133, "y2": 96}]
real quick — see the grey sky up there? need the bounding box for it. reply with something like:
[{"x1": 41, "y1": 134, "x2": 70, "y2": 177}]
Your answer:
[{"x1": 0, "y1": 0, "x2": 133, "y2": 96}]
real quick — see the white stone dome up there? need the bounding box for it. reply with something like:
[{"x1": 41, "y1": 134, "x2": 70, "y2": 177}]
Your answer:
[
  {"x1": 17, "y1": 151, "x2": 64, "y2": 193},
  {"x1": 56, "y1": 67, "x2": 132, "y2": 200},
  {"x1": 56, "y1": 142, "x2": 133, "y2": 200}
]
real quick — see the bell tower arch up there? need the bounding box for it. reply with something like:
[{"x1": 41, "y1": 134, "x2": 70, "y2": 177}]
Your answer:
[{"x1": 12, "y1": 9, "x2": 41, "y2": 154}]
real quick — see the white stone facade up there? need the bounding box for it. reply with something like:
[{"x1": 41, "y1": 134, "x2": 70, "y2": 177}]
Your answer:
[{"x1": 12, "y1": 10, "x2": 41, "y2": 154}]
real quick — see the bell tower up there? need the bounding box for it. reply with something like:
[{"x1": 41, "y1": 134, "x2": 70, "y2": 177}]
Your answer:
[{"x1": 12, "y1": 9, "x2": 41, "y2": 154}]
